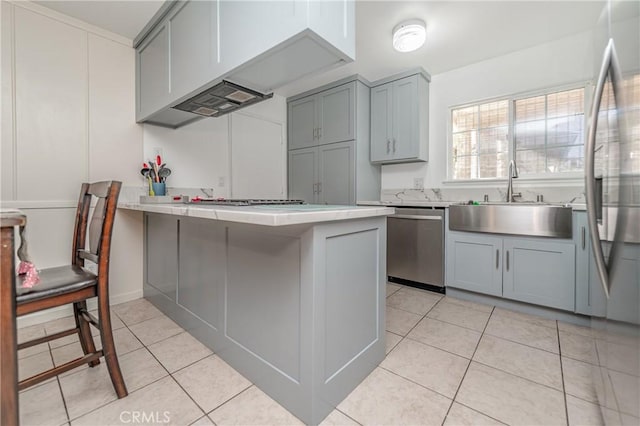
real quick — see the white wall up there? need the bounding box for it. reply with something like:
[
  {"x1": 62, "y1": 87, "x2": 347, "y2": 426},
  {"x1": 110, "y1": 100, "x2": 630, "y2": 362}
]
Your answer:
[
  {"x1": 142, "y1": 94, "x2": 287, "y2": 199},
  {"x1": 381, "y1": 29, "x2": 596, "y2": 191},
  {"x1": 1, "y1": 1, "x2": 144, "y2": 325}
]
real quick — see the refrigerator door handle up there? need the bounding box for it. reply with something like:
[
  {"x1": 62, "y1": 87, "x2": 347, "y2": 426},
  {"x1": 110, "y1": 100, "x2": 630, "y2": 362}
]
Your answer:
[{"x1": 585, "y1": 38, "x2": 624, "y2": 299}]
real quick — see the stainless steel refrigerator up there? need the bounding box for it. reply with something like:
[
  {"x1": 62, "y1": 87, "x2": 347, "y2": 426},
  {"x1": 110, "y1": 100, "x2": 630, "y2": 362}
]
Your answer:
[{"x1": 585, "y1": 0, "x2": 639, "y2": 424}]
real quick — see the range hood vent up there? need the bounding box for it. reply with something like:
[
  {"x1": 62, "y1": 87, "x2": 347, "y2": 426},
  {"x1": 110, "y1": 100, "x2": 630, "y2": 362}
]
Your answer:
[{"x1": 172, "y1": 81, "x2": 273, "y2": 118}]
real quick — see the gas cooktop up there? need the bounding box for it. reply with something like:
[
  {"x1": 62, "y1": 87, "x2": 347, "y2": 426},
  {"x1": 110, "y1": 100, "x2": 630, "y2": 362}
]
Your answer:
[{"x1": 187, "y1": 198, "x2": 306, "y2": 206}]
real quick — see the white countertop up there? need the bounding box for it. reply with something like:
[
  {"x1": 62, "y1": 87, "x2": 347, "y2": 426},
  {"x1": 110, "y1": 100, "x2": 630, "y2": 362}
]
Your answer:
[
  {"x1": 358, "y1": 200, "x2": 453, "y2": 208},
  {"x1": 119, "y1": 202, "x2": 395, "y2": 226},
  {"x1": 359, "y1": 200, "x2": 588, "y2": 211}
]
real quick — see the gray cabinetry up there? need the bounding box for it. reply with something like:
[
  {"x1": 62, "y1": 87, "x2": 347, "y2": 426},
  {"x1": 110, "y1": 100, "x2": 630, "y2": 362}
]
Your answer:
[
  {"x1": 287, "y1": 76, "x2": 379, "y2": 205},
  {"x1": 169, "y1": 1, "x2": 218, "y2": 102},
  {"x1": 143, "y1": 212, "x2": 386, "y2": 425},
  {"x1": 135, "y1": 0, "x2": 355, "y2": 127},
  {"x1": 137, "y1": 24, "x2": 170, "y2": 119},
  {"x1": 288, "y1": 141, "x2": 355, "y2": 205},
  {"x1": 288, "y1": 82, "x2": 355, "y2": 150},
  {"x1": 575, "y1": 212, "x2": 607, "y2": 316},
  {"x1": 370, "y1": 70, "x2": 430, "y2": 163},
  {"x1": 446, "y1": 231, "x2": 503, "y2": 297},
  {"x1": 318, "y1": 141, "x2": 355, "y2": 205},
  {"x1": 178, "y1": 218, "x2": 225, "y2": 330},
  {"x1": 502, "y1": 237, "x2": 575, "y2": 311},
  {"x1": 446, "y1": 229, "x2": 576, "y2": 311},
  {"x1": 288, "y1": 147, "x2": 318, "y2": 203},
  {"x1": 288, "y1": 97, "x2": 317, "y2": 150},
  {"x1": 145, "y1": 214, "x2": 178, "y2": 301}
]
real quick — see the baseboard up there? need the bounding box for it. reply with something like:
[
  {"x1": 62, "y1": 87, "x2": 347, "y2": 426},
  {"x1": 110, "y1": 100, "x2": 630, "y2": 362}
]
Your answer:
[{"x1": 16, "y1": 289, "x2": 144, "y2": 329}]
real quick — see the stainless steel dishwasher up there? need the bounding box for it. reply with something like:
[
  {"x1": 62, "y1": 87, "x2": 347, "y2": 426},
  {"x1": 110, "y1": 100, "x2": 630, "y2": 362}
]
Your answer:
[{"x1": 387, "y1": 207, "x2": 444, "y2": 291}]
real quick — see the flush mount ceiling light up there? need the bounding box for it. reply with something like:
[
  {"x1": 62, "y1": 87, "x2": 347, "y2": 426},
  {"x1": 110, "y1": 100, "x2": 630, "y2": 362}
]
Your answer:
[{"x1": 392, "y1": 19, "x2": 426, "y2": 53}]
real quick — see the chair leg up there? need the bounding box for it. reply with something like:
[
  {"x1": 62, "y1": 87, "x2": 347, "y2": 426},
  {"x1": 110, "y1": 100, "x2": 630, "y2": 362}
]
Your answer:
[
  {"x1": 73, "y1": 301, "x2": 100, "y2": 367},
  {"x1": 97, "y1": 301, "x2": 128, "y2": 398}
]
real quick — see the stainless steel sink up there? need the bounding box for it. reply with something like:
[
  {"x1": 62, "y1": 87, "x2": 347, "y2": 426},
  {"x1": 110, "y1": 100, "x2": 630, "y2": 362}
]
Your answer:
[{"x1": 449, "y1": 203, "x2": 573, "y2": 238}]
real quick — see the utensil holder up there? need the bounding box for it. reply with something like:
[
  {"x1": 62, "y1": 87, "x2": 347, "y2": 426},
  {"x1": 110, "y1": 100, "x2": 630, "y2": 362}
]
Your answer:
[{"x1": 152, "y1": 182, "x2": 166, "y2": 196}]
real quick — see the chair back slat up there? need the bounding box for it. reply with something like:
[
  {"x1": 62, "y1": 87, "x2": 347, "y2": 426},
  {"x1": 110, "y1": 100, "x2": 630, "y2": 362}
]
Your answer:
[
  {"x1": 88, "y1": 198, "x2": 106, "y2": 255},
  {"x1": 87, "y1": 181, "x2": 111, "y2": 198},
  {"x1": 72, "y1": 181, "x2": 121, "y2": 266},
  {"x1": 77, "y1": 250, "x2": 98, "y2": 264}
]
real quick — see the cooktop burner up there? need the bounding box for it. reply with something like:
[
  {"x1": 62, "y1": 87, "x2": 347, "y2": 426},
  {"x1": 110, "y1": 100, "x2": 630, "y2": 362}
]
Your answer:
[{"x1": 187, "y1": 198, "x2": 306, "y2": 206}]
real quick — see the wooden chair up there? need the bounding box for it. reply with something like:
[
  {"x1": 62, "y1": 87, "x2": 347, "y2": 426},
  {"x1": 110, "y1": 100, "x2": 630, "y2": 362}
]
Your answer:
[{"x1": 12, "y1": 180, "x2": 127, "y2": 398}]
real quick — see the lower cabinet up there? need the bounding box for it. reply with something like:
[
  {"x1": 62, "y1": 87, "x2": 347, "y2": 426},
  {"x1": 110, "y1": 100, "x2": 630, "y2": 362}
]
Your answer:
[
  {"x1": 446, "y1": 232, "x2": 502, "y2": 297},
  {"x1": 446, "y1": 230, "x2": 576, "y2": 311},
  {"x1": 502, "y1": 238, "x2": 575, "y2": 311},
  {"x1": 574, "y1": 211, "x2": 607, "y2": 316}
]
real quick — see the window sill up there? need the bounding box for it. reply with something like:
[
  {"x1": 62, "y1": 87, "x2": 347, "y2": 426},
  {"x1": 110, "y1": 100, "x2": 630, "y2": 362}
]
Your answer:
[{"x1": 443, "y1": 175, "x2": 584, "y2": 187}]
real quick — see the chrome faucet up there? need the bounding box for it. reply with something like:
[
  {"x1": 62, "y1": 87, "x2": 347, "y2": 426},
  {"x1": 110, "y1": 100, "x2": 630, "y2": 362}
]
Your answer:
[{"x1": 507, "y1": 160, "x2": 521, "y2": 203}]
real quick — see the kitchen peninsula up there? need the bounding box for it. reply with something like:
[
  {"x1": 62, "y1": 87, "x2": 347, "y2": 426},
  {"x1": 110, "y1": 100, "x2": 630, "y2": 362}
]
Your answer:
[{"x1": 119, "y1": 201, "x2": 394, "y2": 425}]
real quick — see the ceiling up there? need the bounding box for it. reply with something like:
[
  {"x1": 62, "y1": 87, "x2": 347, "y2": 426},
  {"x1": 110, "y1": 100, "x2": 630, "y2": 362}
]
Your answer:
[{"x1": 36, "y1": 0, "x2": 606, "y2": 96}]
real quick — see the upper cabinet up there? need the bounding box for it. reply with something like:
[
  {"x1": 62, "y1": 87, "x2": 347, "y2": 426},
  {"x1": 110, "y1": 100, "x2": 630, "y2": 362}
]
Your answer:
[
  {"x1": 370, "y1": 70, "x2": 430, "y2": 164},
  {"x1": 169, "y1": 1, "x2": 218, "y2": 100},
  {"x1": 135, "y1": 0, "x2": 355, "y2": 128},
  {"x1": 137, "y1": 23, "x2": 171, "y2": 120},
  {"x1": 287, "y1": 76, "x2": 380, "y2": 205},
  {"x1": 288, "y1": 82, "x2": 355, "y2": 150}
]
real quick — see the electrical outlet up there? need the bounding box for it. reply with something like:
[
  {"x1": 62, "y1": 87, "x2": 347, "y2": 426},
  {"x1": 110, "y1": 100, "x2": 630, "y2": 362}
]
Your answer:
[
  {"x1": 218, "y1": 177, "x2": 225, "y2": 187},
  {"x1": 413, "y1": 177, "x2": 424, "y2": 190}
]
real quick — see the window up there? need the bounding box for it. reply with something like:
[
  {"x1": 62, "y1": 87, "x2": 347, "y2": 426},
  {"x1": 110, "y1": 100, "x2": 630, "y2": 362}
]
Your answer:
[
  {"x1": 514, "y1": 88, "x2": 585, "y2": 174},
  {"x1": 450, "y1": 86, "x2": 586, "y2": 180},
  {"x1": 451, "y1": 100, "x2": 509, "y2": 179}
]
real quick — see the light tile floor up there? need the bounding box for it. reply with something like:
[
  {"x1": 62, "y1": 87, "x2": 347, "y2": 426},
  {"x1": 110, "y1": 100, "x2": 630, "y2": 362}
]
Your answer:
[{"x1": 17, "y1": 283, "x2": 615, "y2": 425}]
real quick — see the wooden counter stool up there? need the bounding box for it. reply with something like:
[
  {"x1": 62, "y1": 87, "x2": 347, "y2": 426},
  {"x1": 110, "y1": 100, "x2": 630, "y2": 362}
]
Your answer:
[{"x1": 9, "y1": 181, "x2": 128, "y2": 401}]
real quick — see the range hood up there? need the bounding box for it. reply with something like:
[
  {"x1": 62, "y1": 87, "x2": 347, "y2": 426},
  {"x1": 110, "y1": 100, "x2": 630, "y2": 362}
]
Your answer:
[{"x1": 172, "y1": 81, "x2": 273, "y2": 118}]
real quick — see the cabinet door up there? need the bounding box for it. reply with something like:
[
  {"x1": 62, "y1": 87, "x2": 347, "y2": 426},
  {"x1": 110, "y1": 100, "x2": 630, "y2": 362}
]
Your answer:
[
  {"x1": 317, "y1": 82, "x2": 355, "y2": 145},
  {"x1": 575, "y1": 213, "x2": 591, "y2": 314},
  {"x1": 146, "y1": 214, "x2": 178, "y2": 301},
  {"x1": 446, "y1": 231, "x2": 503, "y2": 297},
  {"x1": 169, "y1": 0, "x2": 217, "y2": 100},
  {"x1": 503, "y1": 238, "x2": 575, "y2": 311},
  {"x1": 288, "y1": 147, "x2": 318, "y2": 203},
  {"x1": 370, "y1": 82, "x2": 393, "y2": 162},
  {"x1": 606, "y1": 243, "x2": 640, "y2": 324},
  {"x1": 288, "y1": 96, "x2": 317, "y2": 150},
  {"x1": 178, "y1": 218, "x2": 224, "y2": 330},
  {"x1": 318, "y1": 141, "x2": 355, "y2": 205},
  {"x1": 392, "y1": 75, "x2": 419, "y2": 160},
  {"x1": 138, "y1": 23, "x2": 170, "y2": 118}
]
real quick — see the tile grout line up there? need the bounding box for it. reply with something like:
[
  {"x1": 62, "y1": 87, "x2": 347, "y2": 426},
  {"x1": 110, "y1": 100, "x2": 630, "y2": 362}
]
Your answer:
[
  {"x1": 334, "y1": 407, "x2": 364, "y2": 426},
  {"x1": 51, "y1": 344, "x2": 72, "y2": 425},
  {"x1": 556, "y1": 321, "x2": 570, "y2": 426},
  {"x1": 62, "y1": 306, "x2": 179, "y2": 423},
  {"x1": 440, "y1": 304, "x2": 496, "y2": 426}
]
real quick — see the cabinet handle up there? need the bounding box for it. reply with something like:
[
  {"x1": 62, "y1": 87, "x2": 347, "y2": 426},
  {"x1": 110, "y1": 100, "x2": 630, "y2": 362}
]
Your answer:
[
  {"x1": 317, "y1": 127, "x2": 321, "y2": 139},
  {"x1": 317, "y1": 182, "x2": 322, "y2": 193},
  {"x1": 496, "y1": 249, "x2": 499, "y2": 269},
  {"x1": 581, "y1": 226, "x2": 586, "y2": 250},
  {"x1": 506, "y1": 250, "x2": 510, "y2": 271},
  {"x1": 392, "y1": 138, "x2": 396, "y2": 153},
  {"x1": 386, "y1": 139, "x2": 391, "y2": 154}
]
